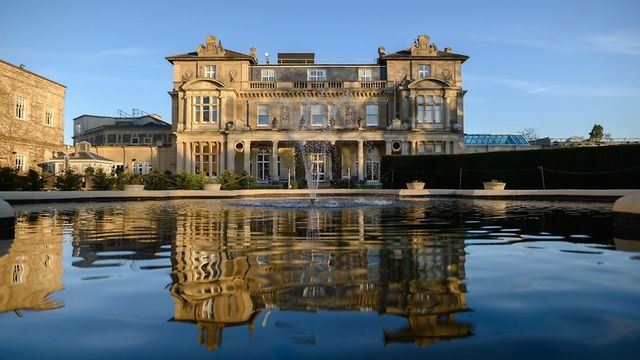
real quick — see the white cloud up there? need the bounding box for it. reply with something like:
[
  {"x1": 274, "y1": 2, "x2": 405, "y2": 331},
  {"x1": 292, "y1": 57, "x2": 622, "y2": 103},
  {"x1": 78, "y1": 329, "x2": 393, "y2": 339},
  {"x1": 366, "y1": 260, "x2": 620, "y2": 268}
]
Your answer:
[
  {"x1": 527, "y1": 85, "x2": 561, "y2": 94},
  {"x1": 467, "y1": 30, "x2": 640, "y2": 56},
  {"x1": 588, "y1": 31, "x2": 640, "y2": 55}
]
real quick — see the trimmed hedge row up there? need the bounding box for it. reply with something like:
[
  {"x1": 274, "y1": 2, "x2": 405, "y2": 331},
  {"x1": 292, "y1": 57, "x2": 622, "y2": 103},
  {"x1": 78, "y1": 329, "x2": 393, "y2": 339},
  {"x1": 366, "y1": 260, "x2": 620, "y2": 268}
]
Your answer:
[{"x1": 381, "y1": 144, "x2": 640, "y2": 189}]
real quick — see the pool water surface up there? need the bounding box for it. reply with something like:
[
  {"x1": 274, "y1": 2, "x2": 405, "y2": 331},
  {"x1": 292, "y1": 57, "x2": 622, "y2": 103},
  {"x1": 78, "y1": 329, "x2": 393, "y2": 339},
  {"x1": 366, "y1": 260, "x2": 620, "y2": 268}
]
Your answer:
[{"x1": 0, "y1": 198, "x2": 638, "y2": 359}]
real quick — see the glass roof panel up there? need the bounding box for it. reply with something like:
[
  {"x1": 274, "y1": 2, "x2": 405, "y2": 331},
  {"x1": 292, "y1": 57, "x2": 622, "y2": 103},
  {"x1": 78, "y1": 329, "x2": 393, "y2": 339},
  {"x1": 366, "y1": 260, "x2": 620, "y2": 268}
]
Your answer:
[{"x1": 464, "y1": 134, "x2": 530, "y2": 145}]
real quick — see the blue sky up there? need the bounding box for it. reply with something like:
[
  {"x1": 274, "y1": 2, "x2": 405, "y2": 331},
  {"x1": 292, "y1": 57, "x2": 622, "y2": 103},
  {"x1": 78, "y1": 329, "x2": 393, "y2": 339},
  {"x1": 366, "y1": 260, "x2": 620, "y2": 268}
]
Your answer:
[{"x1": 2, "y1": 0, "x2": 639, "y2": 144}]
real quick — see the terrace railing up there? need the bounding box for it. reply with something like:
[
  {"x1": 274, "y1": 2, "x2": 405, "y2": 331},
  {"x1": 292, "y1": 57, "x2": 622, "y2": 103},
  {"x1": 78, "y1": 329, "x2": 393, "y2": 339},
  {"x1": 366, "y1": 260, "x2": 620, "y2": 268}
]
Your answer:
[{"x1": 246, "y1": 81, "x2": 390, "y2": 90}]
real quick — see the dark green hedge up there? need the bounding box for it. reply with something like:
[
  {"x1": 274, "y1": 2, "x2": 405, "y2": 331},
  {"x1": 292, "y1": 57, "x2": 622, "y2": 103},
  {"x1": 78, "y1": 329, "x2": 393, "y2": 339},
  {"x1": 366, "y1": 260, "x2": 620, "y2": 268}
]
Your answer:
[{"x1": 381, "y1": 144, "x2": 640, "y2": 189}]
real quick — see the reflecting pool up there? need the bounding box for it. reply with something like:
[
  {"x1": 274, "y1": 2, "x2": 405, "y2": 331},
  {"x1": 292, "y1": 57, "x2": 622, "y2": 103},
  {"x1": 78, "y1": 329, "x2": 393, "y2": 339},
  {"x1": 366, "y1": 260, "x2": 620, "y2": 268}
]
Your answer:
[{"x1": 1, "y1": 198, "x2": 638, "y2": 359}]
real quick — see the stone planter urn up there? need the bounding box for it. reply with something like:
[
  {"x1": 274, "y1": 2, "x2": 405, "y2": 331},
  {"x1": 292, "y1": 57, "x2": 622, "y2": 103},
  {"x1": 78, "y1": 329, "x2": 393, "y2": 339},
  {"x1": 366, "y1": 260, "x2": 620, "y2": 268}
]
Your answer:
[
  {"x1": 406, "y1": 181, "x2": 425, "y2": 190},
  {"x1": 123, "y1": 184, "x2": 145, "y2": 191},
  {"x1": 483, "y1": 181, "x2": 506, "y2": 190},
  {"x1": 204, "y1": 183, "x2": 222, "y2": 191}
]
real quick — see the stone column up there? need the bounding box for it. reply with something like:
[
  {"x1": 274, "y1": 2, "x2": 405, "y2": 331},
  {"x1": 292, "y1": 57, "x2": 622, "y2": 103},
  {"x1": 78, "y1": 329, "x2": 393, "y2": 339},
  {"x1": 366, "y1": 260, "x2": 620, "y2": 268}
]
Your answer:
[
  {"x1": 399, "y1": 90, "x2": 409, "y2": 125},
  {"x1": 187, "y1": 142, "x2": 194, "y2": 173},
  {"x1": 328, "y1": 141, "x2": 336, "y2": 181},
  {"x1": 402, "y1": 140, "x2": 409, "y2": 155},
  {"x1": 217, "y1": 94, "x2": 222, "y2": 131},
  {"x1": 215, "y1": 141, "x2": 221, "y2": 176},
  {"x1": 185, "y1": 96, "x2": 192, "y2": 131},
  {"x1": 243, "y1": 140, "x2": 251, "y2": 174},
  {"x1": 176, "y1": 142, "x2": 185, "y2": 173},
  {"x1": 207, "y1": 141, "x2": 214, "y2": 177},
  {"x1": 443, "y1": 92, "x2": 450, "y2": 130},
  {"x1": 226, "y1": 139, "x2": 235, "y2": 173},
  {"x1": 357, "y1": 140, "x2": 364, "y2": 181},
  {"x1": 385, "y1": 140, "x2": 392, "y2": 155},
  {"x1": 271, "y1": 141, "x2": 279, "y2": 182},
  {"x1": 409, "y1": 94, "x2": 416, "y2": 130}
]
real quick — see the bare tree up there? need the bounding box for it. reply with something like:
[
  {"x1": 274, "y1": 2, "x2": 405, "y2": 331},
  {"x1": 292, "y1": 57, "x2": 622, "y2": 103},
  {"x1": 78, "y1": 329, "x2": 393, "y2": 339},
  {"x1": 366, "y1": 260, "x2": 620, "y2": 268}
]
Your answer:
[{"x1": 519, "y1": 128, "x2": 539, "y2": 141}]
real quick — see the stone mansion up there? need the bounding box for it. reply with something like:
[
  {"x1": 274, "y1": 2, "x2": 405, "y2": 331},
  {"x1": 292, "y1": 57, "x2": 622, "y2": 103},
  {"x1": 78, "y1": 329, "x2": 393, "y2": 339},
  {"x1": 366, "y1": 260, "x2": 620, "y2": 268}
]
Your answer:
[{"x1": 166, "y1": 34, "x2": 468, "y2": 184}]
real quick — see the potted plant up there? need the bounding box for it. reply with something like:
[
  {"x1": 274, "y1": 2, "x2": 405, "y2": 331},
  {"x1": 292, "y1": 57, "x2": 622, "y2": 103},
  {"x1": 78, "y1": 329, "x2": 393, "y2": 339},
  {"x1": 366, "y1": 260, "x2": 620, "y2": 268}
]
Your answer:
[
  {"x1": 483, "y1": 179, "x2": 506, "y2": 190},
  {"x1": 122, "y1": 173, "x2": 145, "y2": 191},
  {"x1": 203, "y1": 177, "x2": 222, "y2": 191},
  {"x1": 406, "y1": 179, "x2": 426, "y2": 190}
]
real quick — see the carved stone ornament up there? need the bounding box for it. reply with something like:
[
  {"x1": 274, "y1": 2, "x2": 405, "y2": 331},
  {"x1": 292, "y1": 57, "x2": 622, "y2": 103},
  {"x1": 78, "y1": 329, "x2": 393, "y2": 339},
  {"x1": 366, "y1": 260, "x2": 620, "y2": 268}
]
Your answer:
[
  {"x1": 410, "y1": 34, "x2": 438, "y2": 56},
  {"x1": 197, "y1": 35, "x2": 226, "y2": 56},
  {"x1": 182, "y1": 69, "x2": 193, "y2": 82},
  {"x1": 345, "y1": 106, "x2": 356, "y2": 126},
  {"x1": 280, "y1": 106, "x2": 290, "y2": 127},
  {"x1": 440, "y1": 69, "x2": 453, "y2": 83}
]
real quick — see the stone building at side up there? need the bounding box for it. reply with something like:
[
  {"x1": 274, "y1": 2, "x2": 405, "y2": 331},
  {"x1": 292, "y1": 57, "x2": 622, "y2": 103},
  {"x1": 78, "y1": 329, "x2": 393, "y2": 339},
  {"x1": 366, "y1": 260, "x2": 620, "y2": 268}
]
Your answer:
[
  {"x1": 0, "y1": 59, "x2": 66, "y2": 172},
  {"x1": 72, "y1": 113, "x2": 176, "y2": 175},
  {"x1": 166, "y1": 35, "x2": 468, "y2": 184}
]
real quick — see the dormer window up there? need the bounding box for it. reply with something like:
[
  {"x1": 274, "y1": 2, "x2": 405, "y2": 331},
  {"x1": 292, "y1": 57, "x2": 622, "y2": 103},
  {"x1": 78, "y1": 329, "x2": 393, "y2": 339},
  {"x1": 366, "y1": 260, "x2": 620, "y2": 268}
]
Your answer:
[
  {"x1": 261, "y1": 69, "x2": 275, "y2": 81},
  {"x1": 76, "y1": 142, "x2": 91, "y2": 152},
  {"x1": 307, "y1": 69, "x2": 326, "y2": 81},
  {"x1": 358, "y1": 68, "x2": 372, "y2": 81},
  {"x1": 204, "y1": 65, "x2": 216, "y2": 79}
]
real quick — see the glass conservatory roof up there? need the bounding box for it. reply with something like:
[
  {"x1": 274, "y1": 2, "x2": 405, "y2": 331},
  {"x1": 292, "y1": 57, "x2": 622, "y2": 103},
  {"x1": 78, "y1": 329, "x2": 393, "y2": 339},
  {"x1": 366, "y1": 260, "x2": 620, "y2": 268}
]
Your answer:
[{"x1": 464, "y1": 134, "x2": 530, "y2": 145}]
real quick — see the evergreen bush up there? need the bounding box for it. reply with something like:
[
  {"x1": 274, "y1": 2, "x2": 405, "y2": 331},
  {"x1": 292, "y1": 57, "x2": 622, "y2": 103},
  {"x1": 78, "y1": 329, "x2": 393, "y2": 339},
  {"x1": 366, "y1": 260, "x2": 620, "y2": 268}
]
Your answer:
[
  {"x1": 381, "y1": 144, "x2": 640, "y2": 189},
  {"x1": 55, "y1": 169, "x2": 84, "y2": 191},
  {"x1": 90, "y1": 168, "x2": 117, "y2": 190}
]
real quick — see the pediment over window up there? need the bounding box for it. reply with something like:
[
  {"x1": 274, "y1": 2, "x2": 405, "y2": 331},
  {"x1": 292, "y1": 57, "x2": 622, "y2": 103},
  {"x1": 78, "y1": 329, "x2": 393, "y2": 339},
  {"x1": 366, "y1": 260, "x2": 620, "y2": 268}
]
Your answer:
[
  {"x1": 407, "y1": 78, "x2": 450, "y2": 89},
  {"x1": 181, "y1": 78, "x2": 225, "y2": 91}
]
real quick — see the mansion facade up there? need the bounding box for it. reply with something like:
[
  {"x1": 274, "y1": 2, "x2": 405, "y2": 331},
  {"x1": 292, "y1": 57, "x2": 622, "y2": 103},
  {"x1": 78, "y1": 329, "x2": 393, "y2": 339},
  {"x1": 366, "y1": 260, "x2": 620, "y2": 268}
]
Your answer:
[
  {"x1": 166, "y1": 35, "x2": 468, "y2": 184},
  {"x1": 0, "y1": 59, "x2": 65, "y2": 172}
]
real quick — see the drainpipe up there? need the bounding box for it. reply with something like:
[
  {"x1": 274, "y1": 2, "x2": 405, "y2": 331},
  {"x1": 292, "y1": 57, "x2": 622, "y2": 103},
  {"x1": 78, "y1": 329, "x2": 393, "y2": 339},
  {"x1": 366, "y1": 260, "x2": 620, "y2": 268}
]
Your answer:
[{"x1": 122, "y1": 146, "x2": 126, "y2": 171}]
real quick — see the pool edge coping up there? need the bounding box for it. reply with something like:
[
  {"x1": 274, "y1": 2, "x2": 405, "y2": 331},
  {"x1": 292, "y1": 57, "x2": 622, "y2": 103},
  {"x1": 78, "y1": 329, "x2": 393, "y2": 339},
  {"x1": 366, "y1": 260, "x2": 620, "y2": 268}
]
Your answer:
[{"x1": 2, "y1": 189, "x2": 639, "y2": 204}]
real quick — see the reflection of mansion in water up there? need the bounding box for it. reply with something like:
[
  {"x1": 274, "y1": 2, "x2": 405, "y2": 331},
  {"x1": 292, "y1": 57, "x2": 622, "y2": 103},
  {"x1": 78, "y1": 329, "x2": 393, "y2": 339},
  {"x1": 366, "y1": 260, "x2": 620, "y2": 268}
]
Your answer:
[
  {"x1": 0, "y1": 214, "x2": 64, "y2": 315},
  {"x1": 170, "y1": 206, "x2": 469, "y2": 350},
  {"x1": 166, "y1": 34, "x2": 468, "y2": 184}
]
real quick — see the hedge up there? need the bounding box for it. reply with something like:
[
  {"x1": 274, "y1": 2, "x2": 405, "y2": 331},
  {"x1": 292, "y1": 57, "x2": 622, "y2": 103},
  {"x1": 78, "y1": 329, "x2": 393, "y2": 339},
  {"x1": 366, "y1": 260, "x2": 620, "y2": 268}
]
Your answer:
[{"x1": 381, "y1": 144, "x2": 640, "y2": 189}]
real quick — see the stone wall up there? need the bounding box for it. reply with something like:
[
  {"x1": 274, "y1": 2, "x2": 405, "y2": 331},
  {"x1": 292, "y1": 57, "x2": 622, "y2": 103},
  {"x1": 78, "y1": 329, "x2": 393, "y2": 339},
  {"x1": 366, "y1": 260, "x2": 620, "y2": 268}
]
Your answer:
[{"x1": 0, "y1": 60, "x2": 66, "y2": 170}]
